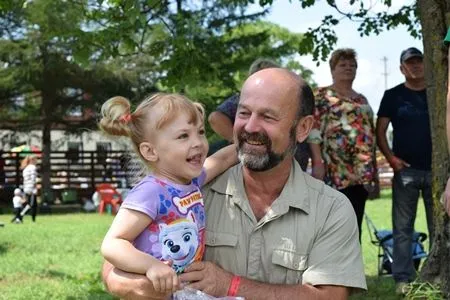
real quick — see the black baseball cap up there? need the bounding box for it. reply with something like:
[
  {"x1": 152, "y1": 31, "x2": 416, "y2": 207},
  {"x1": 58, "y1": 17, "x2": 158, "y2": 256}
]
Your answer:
[{"x1": 400, "y1": 47, "x2": 423, "y2": 63}]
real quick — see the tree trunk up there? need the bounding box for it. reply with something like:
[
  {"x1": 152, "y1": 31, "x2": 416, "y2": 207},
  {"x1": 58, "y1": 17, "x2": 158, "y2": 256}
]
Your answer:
[
  {"x1": 41, "y1": 120, "x2": 51, "y2": 201},
  {"x1": 417, "y1": 0, "x2": 450, "y2": 297},
  {"x1": 39, "y1": 46, "x2": 54, "y2": 202}
]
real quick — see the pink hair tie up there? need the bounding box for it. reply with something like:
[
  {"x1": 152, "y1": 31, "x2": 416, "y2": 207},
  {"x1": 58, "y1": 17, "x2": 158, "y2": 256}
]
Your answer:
[{"x1": 119, "y1": 113, "x2": 132, "y2": 124}]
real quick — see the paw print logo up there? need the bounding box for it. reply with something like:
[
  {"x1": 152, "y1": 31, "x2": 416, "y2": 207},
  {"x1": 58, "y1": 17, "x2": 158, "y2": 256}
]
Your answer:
[
  {"x1": 158, "y1": 194, "x2": 173, "y2": 214},
  {"x1": 148, "y1": 223, "x2": 159, "y2": 232},
  {"x1": 161, "y1": 212, "x2": 177, "y2": 224},
  {"x1": 192, "y1": 206, "x2": 205, "y2": 223},
  {"x1": 155, "y1": 179, "x2": 167, "y2": 187},
  {"x1": 167, "y1": 186, "x2": 181, "y2": 197}
]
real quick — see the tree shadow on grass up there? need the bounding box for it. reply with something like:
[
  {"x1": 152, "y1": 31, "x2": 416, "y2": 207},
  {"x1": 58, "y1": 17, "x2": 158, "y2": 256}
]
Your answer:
[
  {"x1": 0, "y1": 244, "x2": 8, "y2": 255},
  {"x1": 350, "y1": 275, "x2": 403, "y2": 300}
]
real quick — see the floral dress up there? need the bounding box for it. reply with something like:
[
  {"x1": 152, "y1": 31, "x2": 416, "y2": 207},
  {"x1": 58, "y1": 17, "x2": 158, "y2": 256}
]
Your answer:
[{"x1": 308, "y1": 87, "x2": 377, "y2": 190}]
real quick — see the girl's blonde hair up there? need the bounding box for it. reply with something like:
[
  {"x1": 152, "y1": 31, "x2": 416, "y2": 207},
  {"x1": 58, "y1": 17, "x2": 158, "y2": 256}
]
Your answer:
[
  {"x1": 98, "y1": 92, "x2": 205, "y2": 165},
  {"x1": 20, "y1": 155, "x2": 37, "y2": 170}
]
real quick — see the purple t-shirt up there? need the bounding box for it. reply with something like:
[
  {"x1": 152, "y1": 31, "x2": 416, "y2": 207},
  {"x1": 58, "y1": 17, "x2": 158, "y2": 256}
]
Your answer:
[{"x1": 121, "y1": 170, "x2": 207, "y2": 273}]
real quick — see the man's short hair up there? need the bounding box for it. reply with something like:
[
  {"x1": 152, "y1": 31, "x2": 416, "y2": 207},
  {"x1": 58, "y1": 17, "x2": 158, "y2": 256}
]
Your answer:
[
  {"x1": 297, "y1": 82, "x2": 314, "y2": 119},
  {"x1": 248, "y1": 58, "x2": 280, "y2": 76},
  {"x1": 329, "y1": 48, "x2": 358, "y2": 70}
]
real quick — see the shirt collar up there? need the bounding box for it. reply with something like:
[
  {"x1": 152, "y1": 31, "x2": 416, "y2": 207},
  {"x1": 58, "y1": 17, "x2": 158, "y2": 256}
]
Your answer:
[{"x1": 210, "y1": 160, "x2": 310, "y2": 214}]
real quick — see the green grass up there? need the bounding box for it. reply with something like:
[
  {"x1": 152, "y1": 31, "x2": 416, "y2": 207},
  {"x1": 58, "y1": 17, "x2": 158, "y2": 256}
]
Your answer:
[{"x1": 0, "y1": 189, "x2": 436, "y2": 299}]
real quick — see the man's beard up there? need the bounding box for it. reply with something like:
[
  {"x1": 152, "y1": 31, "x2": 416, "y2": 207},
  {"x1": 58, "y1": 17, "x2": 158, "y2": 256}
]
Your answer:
[{"x1": 237, "y1": 126, "x2": 297, "y2": 172}]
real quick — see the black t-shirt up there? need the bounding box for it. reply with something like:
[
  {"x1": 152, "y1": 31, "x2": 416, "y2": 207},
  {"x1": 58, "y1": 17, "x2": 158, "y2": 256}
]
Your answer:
[{"x1": 377, "y1": 83, "x2": 431, "y2": 171}]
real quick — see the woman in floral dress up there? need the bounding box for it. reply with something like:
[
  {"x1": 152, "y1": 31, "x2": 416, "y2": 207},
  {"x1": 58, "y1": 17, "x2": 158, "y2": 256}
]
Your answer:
[{"x1": 308, "y1": 48, "x2": 378, "y2": 241}]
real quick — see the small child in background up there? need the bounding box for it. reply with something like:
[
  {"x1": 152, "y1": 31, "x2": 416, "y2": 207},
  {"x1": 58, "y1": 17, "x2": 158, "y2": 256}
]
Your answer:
[
  {"x1": 99, "y1": 93, "x2": 238, "y2": 295},
  {"x1": 12, "y1": 188, "x2": 25, "y2": 223}
]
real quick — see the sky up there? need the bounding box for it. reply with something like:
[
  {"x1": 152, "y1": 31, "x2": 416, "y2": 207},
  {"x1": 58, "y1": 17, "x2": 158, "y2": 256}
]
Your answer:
[{"x1": 263, "y1": 0, "x2": 420, "y2": 112}]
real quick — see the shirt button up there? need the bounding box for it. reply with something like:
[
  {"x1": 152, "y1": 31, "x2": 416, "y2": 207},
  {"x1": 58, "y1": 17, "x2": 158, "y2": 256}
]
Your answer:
[
  {"x1": 294, "y1": 263, "x2": 299, "y2": 268},
  {"x1": 211, "y1": 238, "x2": 216, "y2": 244}
]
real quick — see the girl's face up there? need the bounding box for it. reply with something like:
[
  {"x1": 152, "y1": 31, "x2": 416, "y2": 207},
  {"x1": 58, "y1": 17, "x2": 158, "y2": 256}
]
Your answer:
[{"x1": 148, "y1": 112, "x2": 208, "y2": 184}]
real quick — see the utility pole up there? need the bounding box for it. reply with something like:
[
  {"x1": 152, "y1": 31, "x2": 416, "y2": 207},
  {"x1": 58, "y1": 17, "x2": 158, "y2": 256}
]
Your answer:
[{"x1": 381, "y1": 56, "x2": 389, "y2": 90}]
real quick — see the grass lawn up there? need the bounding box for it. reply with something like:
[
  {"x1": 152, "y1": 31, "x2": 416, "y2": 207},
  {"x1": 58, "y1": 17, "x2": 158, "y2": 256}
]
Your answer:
[{"x1": 0, "y1": 189, "x2": 433, "y2": 299}]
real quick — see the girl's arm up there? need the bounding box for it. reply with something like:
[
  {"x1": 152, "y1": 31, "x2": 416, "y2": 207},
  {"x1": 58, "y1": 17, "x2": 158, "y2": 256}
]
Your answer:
[
  {"x1": 101, "y1": 208, "x2": 161, "y2": 274},
  {"x1": 203, "y1": 144, "x2": 238, "y2": 184}
]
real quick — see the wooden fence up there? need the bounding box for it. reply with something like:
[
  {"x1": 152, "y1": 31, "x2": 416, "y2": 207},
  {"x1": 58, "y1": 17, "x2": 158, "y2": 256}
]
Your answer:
[{"x1": 0, "y1": 150, "x2": 134, "y2": 205}]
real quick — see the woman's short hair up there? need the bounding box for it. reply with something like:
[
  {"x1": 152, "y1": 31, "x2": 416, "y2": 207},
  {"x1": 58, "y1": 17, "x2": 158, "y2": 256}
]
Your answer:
[{"x1": 329, "y1": 48, "x2": 357, "y2": 70}]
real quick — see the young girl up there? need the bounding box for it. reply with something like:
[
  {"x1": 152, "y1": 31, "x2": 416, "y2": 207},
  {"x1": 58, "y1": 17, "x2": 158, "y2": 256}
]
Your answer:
[
  {"x1": 21, "y1": 155, "x2": 38, "y2": 222},
  {"x1": 100, "y1": 93, "x2": 237, "y2": 294}
]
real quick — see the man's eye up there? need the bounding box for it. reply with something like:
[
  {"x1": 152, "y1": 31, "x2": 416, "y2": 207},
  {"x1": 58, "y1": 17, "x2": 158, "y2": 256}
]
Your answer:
[{"x1": 238, "y1": 111, "x2": 250, "y2": 117}]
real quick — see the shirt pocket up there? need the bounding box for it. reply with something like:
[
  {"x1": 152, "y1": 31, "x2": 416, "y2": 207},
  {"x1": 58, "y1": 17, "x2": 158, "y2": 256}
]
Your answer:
[
  {"x1": 204, "y1": 231, "x2": 239, "y2": 272},
  {"x1": 270, "y1": 248, "x2": 307, "y2": 284}
]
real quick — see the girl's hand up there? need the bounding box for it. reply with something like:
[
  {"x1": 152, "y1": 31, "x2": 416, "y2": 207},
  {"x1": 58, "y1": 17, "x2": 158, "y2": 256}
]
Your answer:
[{"x1": 146, "y1": 260, "x2": 180, "y2": 294}]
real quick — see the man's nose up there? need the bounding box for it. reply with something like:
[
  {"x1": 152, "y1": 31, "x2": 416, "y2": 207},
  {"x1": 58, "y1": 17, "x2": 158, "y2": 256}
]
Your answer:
[{"x1": 244, "y1": 115, "x2": 261, "y2": 133}]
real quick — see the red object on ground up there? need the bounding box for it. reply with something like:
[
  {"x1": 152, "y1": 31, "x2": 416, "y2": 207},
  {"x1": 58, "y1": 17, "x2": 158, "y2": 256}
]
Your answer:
[{"x1": 96, "y1": 183, "x2": 123, "y2": 214}]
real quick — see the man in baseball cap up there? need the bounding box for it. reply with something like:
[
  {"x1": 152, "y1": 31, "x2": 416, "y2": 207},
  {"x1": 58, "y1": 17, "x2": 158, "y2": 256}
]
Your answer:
[
  {"x1": 400, "y1": 47, "x2": 423, "y2": 63},
  {"x1": 376, "y1": 45, "x2": 432, "y2": 295}
]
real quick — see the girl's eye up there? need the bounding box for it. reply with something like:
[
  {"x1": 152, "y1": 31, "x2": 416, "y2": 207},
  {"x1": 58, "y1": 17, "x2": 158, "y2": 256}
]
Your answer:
[
  {"x1": 199, "y1": 129, "x2": 205, "y2": 135},
  {"x1": 178, "y1": 133, "x2": 188, "y2": 139}
]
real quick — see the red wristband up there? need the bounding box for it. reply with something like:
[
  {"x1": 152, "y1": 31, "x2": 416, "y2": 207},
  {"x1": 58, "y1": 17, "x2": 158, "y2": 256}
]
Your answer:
[{"x1": 227, "y1": 275, "x2": 241, "y2": 297}]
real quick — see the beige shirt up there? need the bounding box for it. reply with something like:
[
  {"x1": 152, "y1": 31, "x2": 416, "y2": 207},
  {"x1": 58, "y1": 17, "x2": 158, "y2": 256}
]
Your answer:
[{"x1": 202, "y1": 161, "x2": 367, "y2": 290}]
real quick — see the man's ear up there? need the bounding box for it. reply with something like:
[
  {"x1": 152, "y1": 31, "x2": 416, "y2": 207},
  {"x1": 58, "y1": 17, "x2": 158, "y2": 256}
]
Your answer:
[
  {"x1": 296, "y1": 115, "x2": 314, "y2": 143},
  {"x1": 400, "y1": 64, "x2": 406, "y2": 77},
  {"x1": 139, "y1": 142, "x2": 158, "y2": 162}
]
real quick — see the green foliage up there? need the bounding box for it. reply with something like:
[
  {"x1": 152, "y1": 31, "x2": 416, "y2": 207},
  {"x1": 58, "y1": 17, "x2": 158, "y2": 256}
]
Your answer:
[
  {"x1": 405, "y1": 281, "x2": 444, "y2": 300},
  {"x1": 248, "y1": 0, "x2": 419, "y2": 62}
]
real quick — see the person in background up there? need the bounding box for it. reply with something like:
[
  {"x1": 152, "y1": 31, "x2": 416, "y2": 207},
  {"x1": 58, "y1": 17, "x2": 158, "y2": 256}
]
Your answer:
[
  {"x1": 308, "y1": 48, "x2": 378, "y2": 241},
  {"x1": 99, "y1": 93, "x2": 237, "y2": 294},
  {"x1": 376, "y1": 47, "x2": 433, "y2": 295},
  {"x1": 101, "y1": 68, "x2": 366, "y2": 300},
  {"x1": 208, "y1": 58, "x2": 311, "y2": 171},
  {"x1": 11, "y1": 188, "x2": 25, "y2": 223},
  {"x1": 21, "y1": 155, "x2": 38, "y2": 222}
]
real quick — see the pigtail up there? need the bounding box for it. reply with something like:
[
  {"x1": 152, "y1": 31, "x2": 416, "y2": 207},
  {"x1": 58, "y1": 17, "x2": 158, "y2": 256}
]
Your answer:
[{"x1": 98, "y1": 96, "x2": 133, "y2": 137}]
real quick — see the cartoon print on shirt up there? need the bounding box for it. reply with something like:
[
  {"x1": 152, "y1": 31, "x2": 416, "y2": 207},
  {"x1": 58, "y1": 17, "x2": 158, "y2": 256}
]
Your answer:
[{"x1": 159, "y1": 210, "x2": 199, "y2": 273}]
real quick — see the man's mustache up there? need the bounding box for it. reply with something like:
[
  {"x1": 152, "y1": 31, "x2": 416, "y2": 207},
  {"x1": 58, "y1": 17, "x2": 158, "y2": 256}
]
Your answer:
[{"x1": 238, "y1": 131, "x2": 270, "y2": 146}]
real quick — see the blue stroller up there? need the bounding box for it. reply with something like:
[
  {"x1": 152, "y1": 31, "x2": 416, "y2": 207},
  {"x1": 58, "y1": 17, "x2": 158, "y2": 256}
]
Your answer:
[{"x1": 364, "y1": 214, "x2": 428, "y2": 276}]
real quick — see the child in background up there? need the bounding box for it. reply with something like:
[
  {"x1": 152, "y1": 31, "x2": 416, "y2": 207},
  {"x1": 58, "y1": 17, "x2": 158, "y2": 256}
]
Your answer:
[
  {"x1": 100, "y1": 93, "x2": 238, "y2": 294},
  {"x1": 12, "y1": 188, "x2": 25, "y2": 223}
]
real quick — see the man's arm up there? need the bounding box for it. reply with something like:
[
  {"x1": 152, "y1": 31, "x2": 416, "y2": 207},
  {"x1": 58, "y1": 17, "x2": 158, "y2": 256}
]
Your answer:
[
  {"x1": 179, "y1": 261, "x2": 349, "y2": 300},
  {"x1": 102, "y1": 261, "x2": 171, "y2": 300},
  {"x1": 376, "y1": 117, "x2": 409, "y2": 171},
  {"x1": 309, "y1": 143, "x2": 325, "y2": 180},
  {"x1": 208, "y1": 111, "x2": 234, "y2": 142}
]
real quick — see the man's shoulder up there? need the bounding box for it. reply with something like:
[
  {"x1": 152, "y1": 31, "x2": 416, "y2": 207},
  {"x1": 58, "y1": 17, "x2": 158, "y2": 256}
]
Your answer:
[
  {"x1": 202, "y1": 166, "x2": 237, "y2": 195},
  {"x1": 384, "y1": 83, "x2": 408, "y2": 96},
  {"x1": 301, "y1": 174, "x2": 349, "y2": 207}
]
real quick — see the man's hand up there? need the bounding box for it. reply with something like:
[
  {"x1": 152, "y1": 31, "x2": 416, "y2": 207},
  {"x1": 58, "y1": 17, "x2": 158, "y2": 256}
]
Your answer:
[
  {"x1": 102, "y1": 261, "x2": 171, "y2": 300},
  {"x1": 179, "y1": 261, "x2": 233, "y2": 297},
  {"x1": 444, "y1": 178, "x2": 450, "y2": 216},
  {"x1": 388, "y1": 156, "x2": 410, "y2": 172}
]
